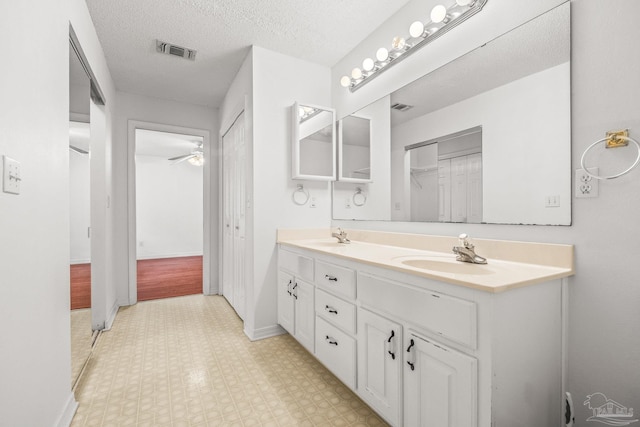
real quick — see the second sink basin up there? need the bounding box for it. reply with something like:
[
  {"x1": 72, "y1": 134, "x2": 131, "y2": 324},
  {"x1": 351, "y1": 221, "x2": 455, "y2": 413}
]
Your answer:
[{"x1": 395, "y1": 256, "x2": 495, "y2": 275}]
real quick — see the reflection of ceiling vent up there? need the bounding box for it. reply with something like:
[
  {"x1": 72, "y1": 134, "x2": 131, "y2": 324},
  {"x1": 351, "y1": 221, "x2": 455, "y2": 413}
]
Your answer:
[
  {"x1": 391, "y1": 103, "x2": 413, "y2": 112},
  {"x1": 156, "y1": 40, "x2": 197, "y2": 60}
]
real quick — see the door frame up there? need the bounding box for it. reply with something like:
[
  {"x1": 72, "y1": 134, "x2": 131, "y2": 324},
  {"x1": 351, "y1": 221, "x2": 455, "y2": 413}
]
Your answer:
[{"x1": 127, "y1": 120, "x2": 213, "y2": 304}]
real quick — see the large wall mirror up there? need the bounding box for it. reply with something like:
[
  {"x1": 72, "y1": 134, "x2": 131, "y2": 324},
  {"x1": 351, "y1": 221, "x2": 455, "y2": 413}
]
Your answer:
[{"x1": 333, "y1": 3, "x2": 571, "y2": 225}]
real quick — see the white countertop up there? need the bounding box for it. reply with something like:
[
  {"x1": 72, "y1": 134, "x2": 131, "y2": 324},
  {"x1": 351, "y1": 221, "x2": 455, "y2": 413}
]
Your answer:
[{"x1": 277, "y1": 230, "x2": 574, "y2": 293}]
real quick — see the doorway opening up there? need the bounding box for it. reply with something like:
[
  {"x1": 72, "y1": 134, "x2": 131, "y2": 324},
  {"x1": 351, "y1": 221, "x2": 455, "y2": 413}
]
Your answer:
[
  {"x1": 128, "y1": 122, "x2": 213, "y2": 304},
  {"x1": 135, "y1": 129, "x2": 204, "y2": 301}
]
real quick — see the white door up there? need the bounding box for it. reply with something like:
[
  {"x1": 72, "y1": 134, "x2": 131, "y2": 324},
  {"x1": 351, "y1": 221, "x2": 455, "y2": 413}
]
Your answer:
[
  {"x1": 438, "y1": 160, "x2": 451, "y2": 222},
  {"x1": 404, "y1": 332, "x2": 477, "y2": 427},
  {"x1": 358, "y1": 308, "x2": 403, "y2": 426},
  {"x1": 450, "y1": 156, "x2": 468, "y2": 223},
  {"x1": 466, "y1": 153, "x2": 483, "y2": 223},
  {"x1": 277, "y1": 270, "x2": 295, "y2": 335},
  {"x1": 293, "y1": 278, "x2": 315, "y2": 353},
  {"x1": 222, "y1": 112, "x2": 246, "y2": 318}
]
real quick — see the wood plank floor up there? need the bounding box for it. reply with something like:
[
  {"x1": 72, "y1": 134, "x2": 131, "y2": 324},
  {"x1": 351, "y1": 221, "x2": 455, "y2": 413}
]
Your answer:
[
  {"x1": 70, "y1": 256, "x2": 203, "y2": 308},
  {"x1": 70, "y1": 263, "x2": 91, "y2": 310},
  {"x1": 137, "y1": 256, "x2": 203, "y2": 302}
]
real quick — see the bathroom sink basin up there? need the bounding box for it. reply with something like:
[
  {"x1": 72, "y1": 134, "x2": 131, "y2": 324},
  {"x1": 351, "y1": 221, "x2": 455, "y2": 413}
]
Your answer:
[{"x1": 395, "y1": 257, "x2": 494, "y2": 275}]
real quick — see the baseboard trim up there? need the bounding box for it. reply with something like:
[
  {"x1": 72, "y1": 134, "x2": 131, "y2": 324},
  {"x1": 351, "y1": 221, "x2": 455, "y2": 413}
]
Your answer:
[
  {"x1": 244, "y1": 324, "x2": 286, "y2": 341},
  {"x1": 54, "y1": 392, "x2": 78, "y2": 427},
  {"x1": 103, "y1": 300, "x2": 119, "y2": 331},
  {"x1": 136, "y1": 252, "x2": 203, "y2": 260}
]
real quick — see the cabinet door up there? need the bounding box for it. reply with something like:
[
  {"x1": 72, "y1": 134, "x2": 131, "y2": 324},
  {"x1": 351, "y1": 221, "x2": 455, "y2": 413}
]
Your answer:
[
  {"x1": 294, "y1": 278, "x2": 315, "y2": 353},
  {"x1": 358, "y1": 309, "x2": 402, "y2": 426},
  {"x1": 277, "y1": 270, "x2": 295, "y2": 335},
  {"x1": 404, "y1": 332, "x2": 477, "y2": 427}
]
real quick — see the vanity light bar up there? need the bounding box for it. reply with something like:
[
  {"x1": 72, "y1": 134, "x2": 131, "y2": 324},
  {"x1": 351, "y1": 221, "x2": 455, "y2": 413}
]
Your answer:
[{"x1": 340, "y1": 0, "x2": 487, "y2": 92}]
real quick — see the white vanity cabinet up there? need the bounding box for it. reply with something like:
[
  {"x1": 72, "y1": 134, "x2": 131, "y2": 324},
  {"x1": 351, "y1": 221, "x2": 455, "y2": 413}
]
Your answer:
[
  {"x1": 357, "y1": 308, "x2": 403, "y2": 426},
  {"x1": 277, "y1": 249, "x2": 315, "y2": 353},
  {"x1": 277, "y1": 244, "x2": 565, "y2": 427},
  {"x1": 404, "y1": 331, "x2": 477, "y2": 427}
]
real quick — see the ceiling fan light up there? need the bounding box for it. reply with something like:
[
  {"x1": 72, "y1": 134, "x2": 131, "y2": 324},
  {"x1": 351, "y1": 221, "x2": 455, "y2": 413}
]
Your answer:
[{"x1": 188, "y1": 153, "x2": 204, "y2": 166}]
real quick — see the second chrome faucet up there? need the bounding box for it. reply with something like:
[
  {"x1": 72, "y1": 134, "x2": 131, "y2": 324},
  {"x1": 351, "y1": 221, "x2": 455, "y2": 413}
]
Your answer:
[{"x1": 452, "y1": 233, "x2": 487, "y2": 264}]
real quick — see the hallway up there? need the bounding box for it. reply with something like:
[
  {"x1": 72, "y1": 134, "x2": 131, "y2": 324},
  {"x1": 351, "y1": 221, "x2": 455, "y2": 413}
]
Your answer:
[{"x1": 71, "y1": 295, "x2": 386, "y2": 426}]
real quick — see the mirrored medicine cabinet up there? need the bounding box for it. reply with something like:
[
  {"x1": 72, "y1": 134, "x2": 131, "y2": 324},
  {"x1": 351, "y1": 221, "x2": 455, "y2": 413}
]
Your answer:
[{"x1": 291, "y1": 102, "x2": 336, "y2": 181}]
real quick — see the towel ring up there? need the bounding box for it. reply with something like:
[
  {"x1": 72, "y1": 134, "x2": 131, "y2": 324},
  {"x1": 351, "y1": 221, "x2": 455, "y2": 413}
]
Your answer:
[
  {"x1": 292, "y1": 184, "x2": 310, "y2": 205},
  {"x1": 580, "y1": 135, "x2": 640, "y2": 180},
  {"x1": 353, "y1": 187, "x2": 367, "y2": 206}
]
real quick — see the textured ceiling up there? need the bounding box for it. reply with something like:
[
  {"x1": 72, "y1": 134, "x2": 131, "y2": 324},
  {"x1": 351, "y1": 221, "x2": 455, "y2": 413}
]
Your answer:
[{"x1": 85, "y1": 0, "x2": 412, "y2": 107}]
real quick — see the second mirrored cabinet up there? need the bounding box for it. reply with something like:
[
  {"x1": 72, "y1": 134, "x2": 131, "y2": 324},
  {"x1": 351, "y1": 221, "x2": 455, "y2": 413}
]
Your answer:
[{"x1": 338, "y1": 114, "x2": 372, "y2": 182}]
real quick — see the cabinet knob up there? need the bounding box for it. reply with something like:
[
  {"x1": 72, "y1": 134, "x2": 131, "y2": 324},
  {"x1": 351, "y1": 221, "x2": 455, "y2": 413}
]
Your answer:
[
  {"x1": 406, "y1": 339, "x2": 415, "y2": 371},
  {"x1": 325, "y1": 335, "x2": 338, "y2": 346},
  {"x1": 325, "y1": 305, "x2": 338, "y2": 315},
  {"x1": 387, "y1": 330, "x2": 396, "y2": 360}
]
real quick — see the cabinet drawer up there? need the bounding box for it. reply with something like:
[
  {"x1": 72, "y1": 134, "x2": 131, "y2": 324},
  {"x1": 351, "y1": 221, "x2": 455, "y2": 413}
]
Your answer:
[
  {"x1": 315, "y1": 260, "x2": 356, "y2": 300},
  {"x1": 315, "y1": 289, "x2": 356, "y2": 335},
  {"x1": 359, "y1": 273, "x2": 477, "y2": 349},
  {"x1": 278, "y1": 249, "x2": 314, "y2": 282},
  {"x1": 315, "y1": 317, "x2": 356, "y2": 390}
]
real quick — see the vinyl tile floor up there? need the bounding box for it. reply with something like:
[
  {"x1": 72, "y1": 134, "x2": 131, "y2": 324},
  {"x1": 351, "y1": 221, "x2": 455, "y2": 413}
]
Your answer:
[
  {"x1": 71, "y1": 294, "x2": 388, "y2": 426},
  {"x1": 71, "y1": 308, "x2": 94, "y2": 385}
]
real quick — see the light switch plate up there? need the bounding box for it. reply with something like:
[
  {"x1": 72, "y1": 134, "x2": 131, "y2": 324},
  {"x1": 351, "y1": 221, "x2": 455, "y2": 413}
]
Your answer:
[
  {"x1": 575, "y1": 168, "x2": 598, "y2": 198},
  {"x1": 3, "y1": 155, "x2": 21, "y2": 195}
]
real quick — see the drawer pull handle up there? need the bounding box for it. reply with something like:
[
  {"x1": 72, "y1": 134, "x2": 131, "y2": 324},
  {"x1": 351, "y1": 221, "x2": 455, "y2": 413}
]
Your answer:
[
  {"x1": 406, "y1": 339, "x2": 415, "y2": 371},
  {"x1": 292, "y1": 282, "x2": 298, "y2": 299},
  {"x1": 325, "y1": 335, "x2": 338, "y2": 346},
  {"x1": 287, "y1": 279, "x2": 292, "y2": 296},
  {"x1": 387, "y1": 330, "x2": 396, "y2": 360},
  {"x1": 325, "y1": 275, "x2": 338, "y2": 282},
  {"x1": 325, "y1": 305, "x2": 338, "y2": 315}
]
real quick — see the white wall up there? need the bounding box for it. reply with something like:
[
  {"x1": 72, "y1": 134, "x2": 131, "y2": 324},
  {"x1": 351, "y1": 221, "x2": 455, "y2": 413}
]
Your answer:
[
  {"x1": 249, "y1": 46, "x2": 333, "y2": 339},
  {"x1": 390, "y1": 63, "x2": 571, "y2": 225},
  {"x1": 0, "y1": 0, "x2": 116, "y2": 425},
  {"x1": 332, "y1": 1, "x2": 640, "y2": 424},
  {"x1": 135, "y1": 154, "x2": 203, "y2": 259},
  {"x1": 113, "y1": 91, "x2": 218, "y2": 303}
]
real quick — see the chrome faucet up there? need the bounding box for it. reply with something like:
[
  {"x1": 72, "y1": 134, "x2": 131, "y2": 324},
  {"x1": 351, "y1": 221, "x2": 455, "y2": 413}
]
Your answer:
[
  {"x1": 452, "y1": 233, "x2": 487, "y2": 264},
  {"x1": 332, "y1": 228, "x2": 350, "y2": 244}
]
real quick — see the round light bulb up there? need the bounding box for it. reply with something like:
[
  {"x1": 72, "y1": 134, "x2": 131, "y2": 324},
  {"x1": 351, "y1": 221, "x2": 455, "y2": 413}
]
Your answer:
[
  {"x1": 340, "y1": 75, "x2": 352, "y2": 88},
  {"x1": 351, "y1": 67, "x2": 363, "y2": 80},
  {"x1": 409, "y1": 21, "x2": 425, "y2": 38},
  {"x1": 376, "y1": 47, "x2": 389, "y2": 62},
  {"x1": 456, "y1": 0, "x2": 473, "y2": 6},
  {"x1": 362, "y1": 58, "x2": 375, "y2": 72},
  {"x1": 430, "y1": 4, "x2": 447, "y2": 23},
  {"x1": 392, "y1": 36, "x2": 407, "y2": 50}
]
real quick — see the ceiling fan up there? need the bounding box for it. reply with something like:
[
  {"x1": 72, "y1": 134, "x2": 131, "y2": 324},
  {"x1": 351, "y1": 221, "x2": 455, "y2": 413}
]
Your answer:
[{"x1": 168, "y1": 141, "x2": 204, "y2": 166}]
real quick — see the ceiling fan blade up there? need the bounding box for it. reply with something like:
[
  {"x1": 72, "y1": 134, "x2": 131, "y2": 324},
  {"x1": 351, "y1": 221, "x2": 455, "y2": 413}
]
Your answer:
[
  {"x1": 171, "y1": 154, "x2": 196, "y2": 165},
  {"x1": 168, "y1": 153, "x2": 193, "y2": 161},
  {"x1": 69, "y1": 145, "x2": 89, "y2": 155}
]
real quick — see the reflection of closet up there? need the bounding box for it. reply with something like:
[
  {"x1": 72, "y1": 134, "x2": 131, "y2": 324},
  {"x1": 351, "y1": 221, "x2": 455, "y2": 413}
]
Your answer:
[
  {"x1": 222, "y1": 112, "x2": 246, "y2": 319},
  {"x1": 439, "y1": 153, "x2": 482, "y2": 223}
]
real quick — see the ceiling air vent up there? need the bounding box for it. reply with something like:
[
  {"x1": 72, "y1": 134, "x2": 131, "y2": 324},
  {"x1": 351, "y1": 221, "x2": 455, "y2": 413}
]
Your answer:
[
  {"x1": 156, "y1": 40, "x2": 197, "y2": 61},
  {"x1": 391, "y1": 103, "x2": 414, "y2": 112}
]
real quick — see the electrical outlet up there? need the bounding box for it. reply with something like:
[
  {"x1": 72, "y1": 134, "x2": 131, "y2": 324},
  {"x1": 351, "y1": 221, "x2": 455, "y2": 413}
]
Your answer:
[
  {"x1": 309, "y1": 197, "x2": 317, "y2": 208},
  {"x1": 575, "y1": 168, "x2": 599, "y2": 198},
  {"x1": 345, "y1": 197, "x2": 351, "y2": 209}
]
